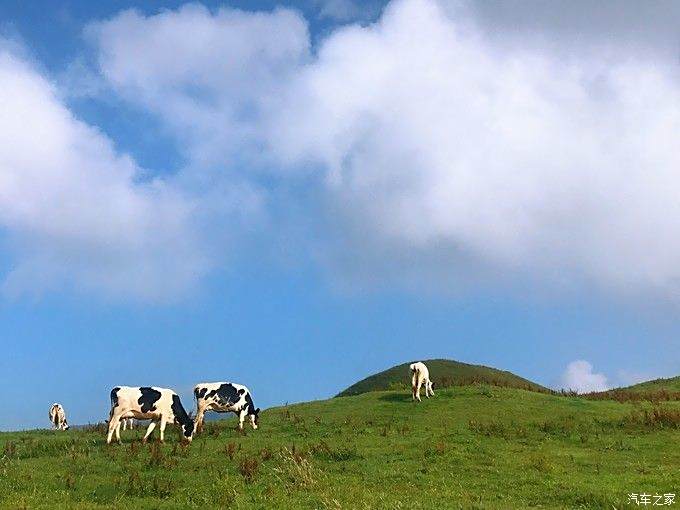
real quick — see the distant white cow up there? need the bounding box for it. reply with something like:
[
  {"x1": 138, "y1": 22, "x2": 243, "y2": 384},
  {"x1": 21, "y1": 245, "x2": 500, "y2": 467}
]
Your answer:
[
  {"x1": 410, "y1": 362, "x2": 434, "y2": 402},
  {"x1": 107, "y1": 386, "x2": 195, "y2": 444},
  {"x1": 49, "y1": 403, "x2": 69, "y2": 430},
  {"x1": 193, "y1": 382, "x2": 260, "y2": 432}
]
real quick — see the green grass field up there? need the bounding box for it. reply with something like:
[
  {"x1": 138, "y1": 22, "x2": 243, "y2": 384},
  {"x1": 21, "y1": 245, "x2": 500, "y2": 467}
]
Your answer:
[{"x1": 1, "y1": 385, "x2": 678, "y2": 509}]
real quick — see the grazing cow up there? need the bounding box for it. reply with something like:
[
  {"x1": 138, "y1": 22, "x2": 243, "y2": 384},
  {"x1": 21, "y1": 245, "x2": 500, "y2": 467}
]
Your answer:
[
  {"x1": 48, "y1": 403, "x2": 69, "y2": 430},
  {"x1": 193, "y1": 382, "x2": 260, "y2": 432},
  {"x1": 107, "y1": 386, "x2": 194, "y2": 445},
  {"x1": 410, "y1": 362, "x2": 434, "y2": 402}
]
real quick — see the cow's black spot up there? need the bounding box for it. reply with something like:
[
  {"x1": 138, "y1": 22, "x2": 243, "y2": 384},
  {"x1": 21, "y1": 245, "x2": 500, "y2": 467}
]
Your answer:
[
  {"x1": 208, "y1": 383, "x2": 241, "y2": 407},
  {"x1": 110, "y1": 387, "x2": 120, "y2": 408},
  {"x1": 172, "y1": 394, "x2": 194, "y2": 437},
  {"x1": 194, "y1": 387, "x2": 208, "y2": 400},
  {"x1": 138, "y1": 387, "x2": 161, "y2": 413},
  {"x1": 245, "y1": 392, "x2": 258, "y2": 416}
]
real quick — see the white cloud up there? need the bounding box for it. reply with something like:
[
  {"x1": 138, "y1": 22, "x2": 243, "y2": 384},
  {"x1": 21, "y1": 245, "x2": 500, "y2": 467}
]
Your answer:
[
  {"x1": 0, "y1": 45, "x2": 209, "y2": 301},
  {"x1": 88, "y1": 0, "x2": 680, "y2": 299},
  {"x1": 560, "y1": 360, "x2": 608, "y2": 393},
  {"x1": 270, "y1": 0, "x2": 680, "y2": 295},
  {"x1": 87, "y1": 3, "x2": 310, "y2": 168}
]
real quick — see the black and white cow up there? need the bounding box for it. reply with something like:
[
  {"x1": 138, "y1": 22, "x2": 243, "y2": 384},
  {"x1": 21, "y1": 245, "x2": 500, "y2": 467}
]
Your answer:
[
  {"x1": 107, "y1": 386, "x2": 195, "y2": 444},
  {"x1": 193, "y1": 382, "x2": 260, "y2": 432},
  {"x1": 49, "y1": 403, "x2": 69, "y2": 430}
]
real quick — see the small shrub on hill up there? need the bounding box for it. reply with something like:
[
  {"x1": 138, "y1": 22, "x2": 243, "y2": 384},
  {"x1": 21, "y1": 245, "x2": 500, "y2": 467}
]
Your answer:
[{"x1": 238, "y1": 455, "x2": 259, "y2": 484}]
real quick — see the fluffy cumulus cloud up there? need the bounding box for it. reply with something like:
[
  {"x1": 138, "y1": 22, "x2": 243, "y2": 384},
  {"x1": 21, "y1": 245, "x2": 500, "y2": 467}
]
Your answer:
[
  {"x1": 0, "y1": 44, "x2": 208, "y2": 301},
  {"x1": 560, "y1": 360, "x2": 608, "y2": 393},
  {"x1": 5, "y1": 0, "x2": 680, "y2": 301},
  {"x1": 87, "y1": 4, "x2": 310, "y2": 168},
  {"x1": 86, "y1": 0, "x2": 680, "y2": 299}
]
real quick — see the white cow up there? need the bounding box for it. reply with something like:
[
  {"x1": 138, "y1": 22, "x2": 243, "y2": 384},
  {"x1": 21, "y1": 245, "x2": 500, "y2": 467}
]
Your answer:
[
  {"x1": 193, "y1": 382, "x2": 260, "y2": 432},
  {"x1": 410, "y1": 362, "x2": 434, "y2": 402},
  {"x1": 107, "y1": 386, "x2": 195, "y2": 444},
  {"x1": 48, "y1": 403, "x2": 69, "y2": 430}
]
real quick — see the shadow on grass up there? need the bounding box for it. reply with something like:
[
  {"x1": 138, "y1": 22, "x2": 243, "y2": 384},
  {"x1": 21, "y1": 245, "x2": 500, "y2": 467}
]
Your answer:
[{"x1": 378, "y1": 393, "x2": 413, "y2": 403}]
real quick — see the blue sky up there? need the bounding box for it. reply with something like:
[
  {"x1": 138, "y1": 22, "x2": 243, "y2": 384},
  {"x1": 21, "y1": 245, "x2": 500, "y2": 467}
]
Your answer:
[{"x1": 1, "y1": 0, "x2": 679, "y2": 430}]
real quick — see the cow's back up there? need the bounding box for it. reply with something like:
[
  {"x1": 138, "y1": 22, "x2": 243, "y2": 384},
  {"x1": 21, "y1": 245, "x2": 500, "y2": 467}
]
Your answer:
[
  {"x1": 112, "y1": 386, "x2": 174, "y2": 413},
  {"x1": 195, "y1": 382, "x2": 250, "y2": 408}
]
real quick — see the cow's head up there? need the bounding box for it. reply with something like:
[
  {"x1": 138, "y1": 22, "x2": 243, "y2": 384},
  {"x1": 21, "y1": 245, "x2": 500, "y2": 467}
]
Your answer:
[
  {"x1": 252, "y1": 407, "x2": 261, "y2": 428},
  {"x1": 62, "y1": 420, "x2": 70, "y2": 431},
  {"x1": 171, "y1": 394, "x2": 195, "y2": 443},
  {"x1": 180, "y1": 418, "x2": 195, "y2": 443}
]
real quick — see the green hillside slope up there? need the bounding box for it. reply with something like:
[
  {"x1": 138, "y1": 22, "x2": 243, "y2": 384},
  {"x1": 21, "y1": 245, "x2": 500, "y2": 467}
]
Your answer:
[
  {"x1": 618, "y1": 376, "x2": 680, "y2": 392},
  {"x1": 586, "y1": 375, "x2": 680, "y2": 402},
  {"x1": 337, "y1": 358, "x2": 549, "y2": 397},
  {"x1": 1, "y1": 386, "x2": 677, "y2": 509}
]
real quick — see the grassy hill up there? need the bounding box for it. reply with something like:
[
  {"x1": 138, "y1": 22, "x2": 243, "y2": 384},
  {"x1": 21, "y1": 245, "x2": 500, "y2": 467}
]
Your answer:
[
  {"x1": 1, "y1": 385, "x2": 678, "y2": 509},
  {"x1": 585, "y1": 376, "x2": 680, "y2": 403},
  {"x1": 617, "y1": 376, "x2": 680, "y2": 393},
  {"x1": 336, "y1": 358, "x2": 549, "y2": 397}
]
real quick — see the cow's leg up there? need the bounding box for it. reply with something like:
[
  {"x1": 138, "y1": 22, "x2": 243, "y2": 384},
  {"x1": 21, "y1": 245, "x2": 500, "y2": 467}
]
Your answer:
[
  {"x1": 238, "y1": 409, "x2": 247, "y2": 430},
  {"x1": 142, "y1": 421, "x2": 157, "y2": 443},
  {"x1": 195, "y1": 402, "x2": 207, "y2": 433},
  {"x1": 107, "y1": 412, "x2": 123, "y2": 444},
  {"x1": 249, "y1": 414, "x2": 258, "y2": 430},
  {"x1": 428, "y1": 380, "x2": 434, "y2": 397},
  {"x1": 415, "y1": 378, "x2": 422, "y2": 402},
  {"x1": 115, "y1": 419, "x2": 122, "y2": 443},
  {"x1": 158, "y1": 418, "x2": 168, "y2": 443}
]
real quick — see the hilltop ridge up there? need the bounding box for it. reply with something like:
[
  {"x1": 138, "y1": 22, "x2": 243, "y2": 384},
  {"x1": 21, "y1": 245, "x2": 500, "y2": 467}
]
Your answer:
[{"x1": 336, "y1": 358, "x2": 549, "y2": 397}]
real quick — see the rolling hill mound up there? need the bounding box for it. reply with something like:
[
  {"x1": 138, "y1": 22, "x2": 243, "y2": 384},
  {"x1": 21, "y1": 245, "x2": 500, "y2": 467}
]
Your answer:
[
  {"x1": 336, "y1": 358, "x2": 549, "y2": 397},
  {"x1": 617, "y1": 375, "x2": 680, "y2": 392},
  {"x1": 585, "y1": 375, "x2": 680, "y2": 402}
]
